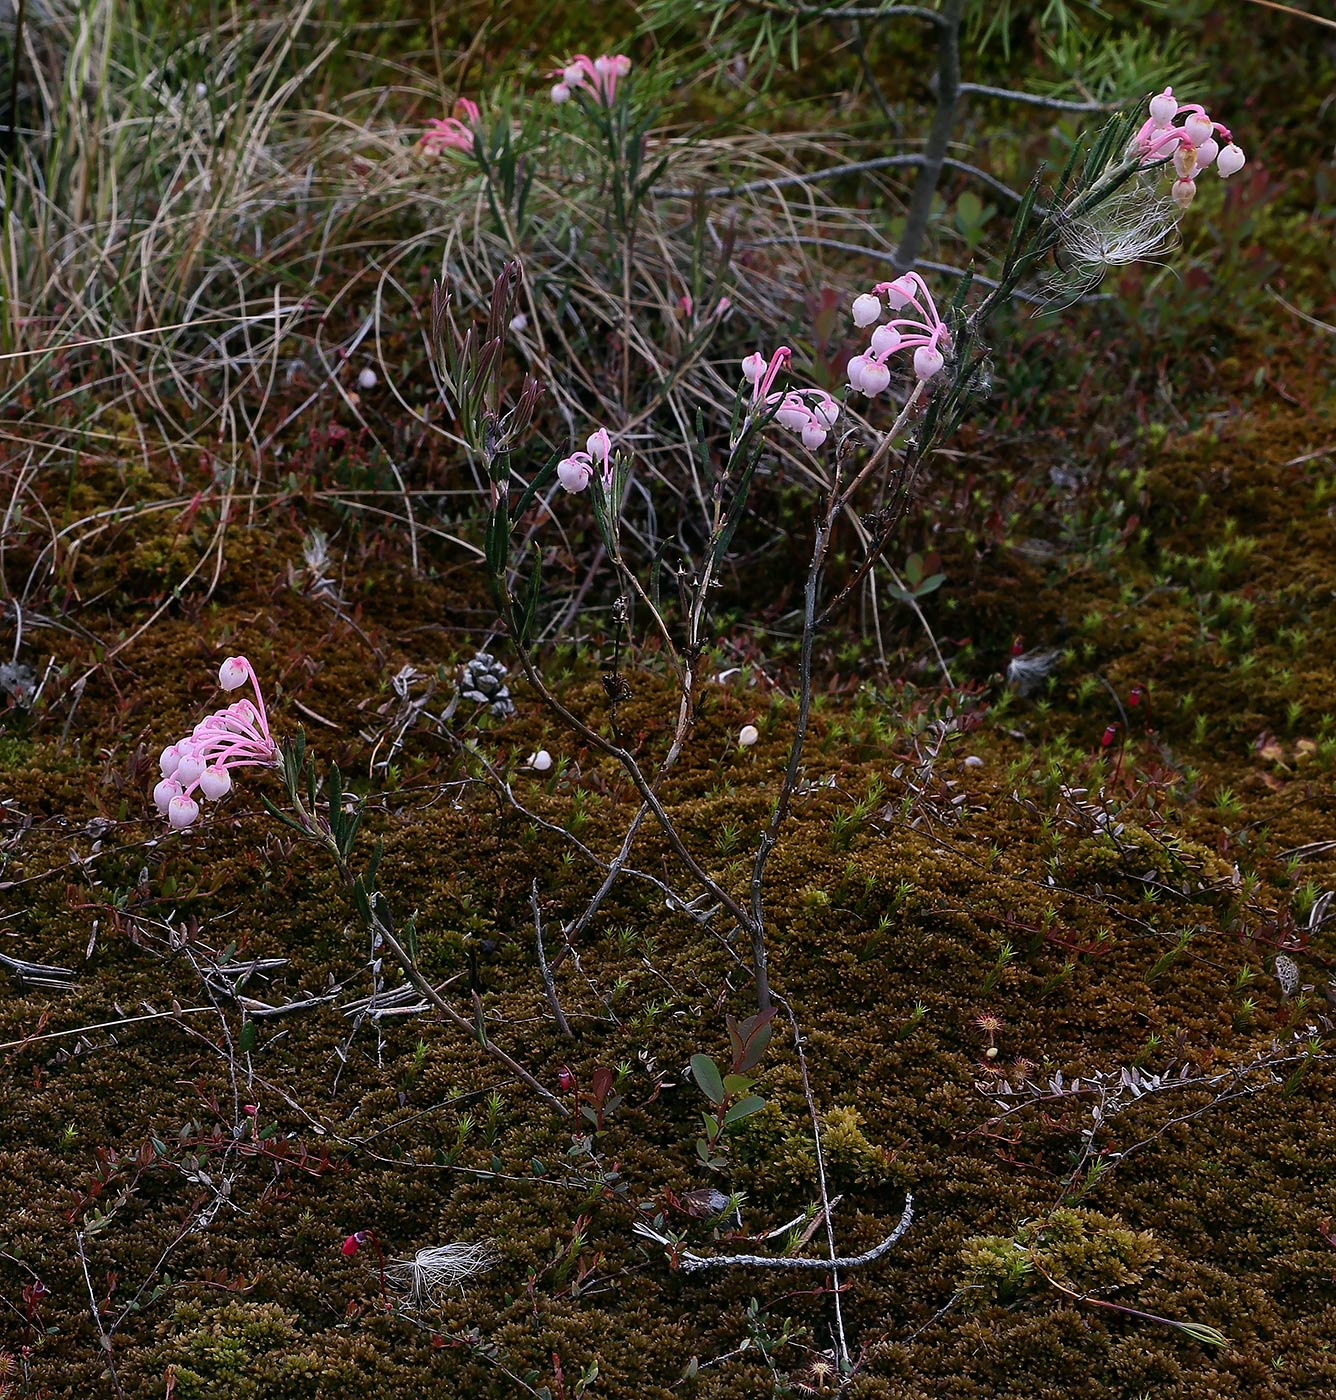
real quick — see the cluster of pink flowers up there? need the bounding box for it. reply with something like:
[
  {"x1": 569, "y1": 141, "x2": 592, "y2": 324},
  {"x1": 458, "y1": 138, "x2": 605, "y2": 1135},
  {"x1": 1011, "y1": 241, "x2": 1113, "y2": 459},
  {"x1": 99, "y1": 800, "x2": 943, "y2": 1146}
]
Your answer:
[
  {"x1": 741, "y1": 347, "x2": 840, "y2": 451},
  {"x1": 846, "y1": 273, "x2": 950, "y2": 396},
  {"x1": 154, "y1": 656, "x2": 278, "y2": 829},
  {"x1": 1131, "y1": 88, "x2": 1246, "y2": 210},
  {"x1": 557, "y1": 427, "x2": 614, "y2": 493},
  {"x1": 420, "y1": 98, "x2": 479, "y2": 155},
  {"x1": 550, "y1": 54, "x2": 631, "y2": 106}
]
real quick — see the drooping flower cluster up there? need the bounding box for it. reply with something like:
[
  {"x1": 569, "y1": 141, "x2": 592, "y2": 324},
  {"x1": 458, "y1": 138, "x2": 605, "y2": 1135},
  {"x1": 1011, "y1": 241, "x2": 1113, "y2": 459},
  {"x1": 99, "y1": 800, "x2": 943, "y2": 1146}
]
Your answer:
[
  {"x1": 420, "y1": 98, "x2": 480, "y2": 155},
  {"x1": 741, "y1": 347, "x2": 840, "y2": 451},
  {"x1": 847, "y1": 273, "x2": 950, "y2": 396},
  {"x1": 550, "y1": 54, "x2": 631, "y2": 106},
  {"x1": 154, "y1": 656, "x2": 279, "y2": 829},
  {"x1": 557, "y1": 427, "x2": 613, "y2": 493},
  {"x1": 1131, "y1": 88, "x2": 1245, "y2": 210}
]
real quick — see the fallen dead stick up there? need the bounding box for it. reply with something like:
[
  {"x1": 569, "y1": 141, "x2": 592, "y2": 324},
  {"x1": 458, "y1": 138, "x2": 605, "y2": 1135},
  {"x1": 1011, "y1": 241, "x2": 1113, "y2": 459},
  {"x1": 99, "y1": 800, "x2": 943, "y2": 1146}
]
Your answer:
[{"x1": 637, "y1": 1193, "x2": 914, "y2": 1273}]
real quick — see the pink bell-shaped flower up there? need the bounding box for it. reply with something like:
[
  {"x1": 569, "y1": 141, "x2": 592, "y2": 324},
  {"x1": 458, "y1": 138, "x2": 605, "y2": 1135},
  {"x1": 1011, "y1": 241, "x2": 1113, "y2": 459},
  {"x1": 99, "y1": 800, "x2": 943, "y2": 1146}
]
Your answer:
[
  {"x1": 199, "y1": 766, "x2": 233, "y2": 801},
  {"x1": 851, "y1": 293, "x2": 881, "y2": 327},
  {"x1": 1149, "y1": 87, "x2": 1177, "y2": 128},
  {"x1": 913, "y1": 345, "x2": 945, "y2": 380},
  {"x1": 168, "y1": 795, "x2": 200, "y2": 829},
  {"x1": 1217, "y1": 143, "x2": 1246, "y2": 178},
  {"x1": 219, "y1": 657, "x2": 249, "y2": 691}
]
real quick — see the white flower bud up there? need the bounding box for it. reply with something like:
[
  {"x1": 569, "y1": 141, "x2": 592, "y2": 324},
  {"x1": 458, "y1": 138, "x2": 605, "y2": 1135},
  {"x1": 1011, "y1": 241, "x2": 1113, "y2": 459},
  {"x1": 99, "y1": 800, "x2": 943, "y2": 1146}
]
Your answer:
[
  {"x1": 199, "y1": 765, "x2": 233, "y2": 800},
  {"x1": 168, "y1": 795, "x2": 200, "y2": 829},
  {"x1": 509, "y1": 312, "x2": 528, "y2": 332},
  {"x1": 883, "y1": 274, "x2": 916, "y2": 310},
  {"x1": 738, "y1": 724, "x2": 759, "y2": 748},
  {"x1": 775, "y1": 404, "x2": 808, "y2": 431},
  {"x1": 851, "y1": 293, "x2": 881, "y2": 327},
  {"x1": 219, "y1": 656, "x2": 248, "y2": 691},
  {"x1": 801, "y1": 422, "x2": 828, "y2": 451},
  {"x1": 741, "y1": 352, "x2": 766, "y2": 383},
  {"x1": 159, "y1": 744, "x2": 181, "y2": 778},
  {"x1": 910, "y1": 345, "x2": 941, "y2": 380},
  {"x1": 1148, "y1": 88, "x2": 1177, "y2": 128},
  {"x1": 813, "y1": 399, "x2": 839, "y2": 428},
  {"x1": 528, "y1": 749, "x2": 553, "y2": 772},
  {"x1": 557, "y1": 456, "x2": 591, "y2": 493},
  {"x1": 562, "y1": 64, "x2": 584, "y2": 86},
  {"x1": 551, "y1": 83, "x2": 571, "y2": 103},
  {"x1": 1195, "y1": 137, "x2": 1219, "y2": 168},
  {"x1": 357, "y1": 367, "x2": 377, "y2": 390},
  {"x1": 1216, "y1": 143, "x2": 1246, "y2": 178}
]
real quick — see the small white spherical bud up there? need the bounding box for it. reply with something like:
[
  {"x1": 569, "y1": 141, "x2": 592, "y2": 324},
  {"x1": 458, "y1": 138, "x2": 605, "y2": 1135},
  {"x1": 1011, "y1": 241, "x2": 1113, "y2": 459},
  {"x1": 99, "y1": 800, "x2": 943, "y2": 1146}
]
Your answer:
[
  {"x1": 199, "y1": 765, "x2": 233, "y2": 800},
  {"x1": 219, "y1": 656, "x2": 248, "y2": 691},
  {"x1": 1216, "y1": 143, "x2": 1246, "y2": 178},
  {"x1": 913, "y1": 345, "x2": 944, "y2": 380},
  {"x1": 529, "y1": 749, "x2": 553, "y2": 773},
  {"x1": 154, "y1": 778, "x2": 182, "y2": 814},
  {"x1": 985, "y1": 1045, "x2": 999, "y2": 1060},
  {"x1": 562, "y1": 64, "x2": 584, "y2": 86},
  {"x1": 738, "y1": 724, "x2": 760, "y2": 748},
  {"x1": 357, "y1": 367, "x2": 377, "y2": 390},
  {"x1": 964, "y1": 755, "x2": 984, "y2": 769},
  {"x1": 851, "y1": 293, "x2": 881, "y2": 327},
  {"x1": 551, "y1": 83, "x2": 571, "y2": 103},
  {"x1": 168, "y1": 795, "x2": 200, "y2": 829},
  {"x1": 1148, "y1": 88, "x2": 1177, "y2": 128},
  {"x1": 509, "y1": 312, "x2": 528, "y2": 332},
  {"x1": 159, "y1": 744, "x2": 181, "y2": 777}
]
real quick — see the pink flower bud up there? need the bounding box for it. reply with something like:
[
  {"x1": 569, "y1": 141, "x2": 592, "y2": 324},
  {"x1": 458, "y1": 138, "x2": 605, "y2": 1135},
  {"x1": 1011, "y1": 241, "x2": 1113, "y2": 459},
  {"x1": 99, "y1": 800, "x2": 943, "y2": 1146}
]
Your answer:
[
  {"x1": 154, "y1": 778, "x2": 182, "y2": 814},
  {"x1": 612, "y1": 55, "x2": 632, "y2": 76},
  {"x1": 586, "y1": 427, "x2": 611, "y2": 464},
  {"x1": 159, "y1": 744, "x2": 181, "y2": 777},
  {"x1": 551, "y1": 83, "x2": 571, "y2": 103},
  {"x1": 846, "y1": 354, "x2": 869, "y2": 393},
  {"x1": 870, "y1": 324, "x2": 901, "y2": 356},
  {"x1": 199, "y1": 765, "x2": 232, "y2": 800},
  {"x1": 775, "y1": 403, "x2": 808, "y2": 432},
  {"x1": 1195, "y1": 137, "x2": 1219, "y2": 168},
  {"x1": 913, "y1": 345, "x2": 944, "y2": 380},
  {"x1": 562, "y1": 64, "x2": 584, "y2": 86},
  {"x1": 858, "y1": 359, "x2": 891, "y2": 396},
  {"x1": 741, "y1": 352, "x2": 766, "y2": 383},
  {"x1": 1171, "y1": 177, "x2": 1197, "y2": 210},
  {"x1": 1148, "y1": 87, "x2": 1177, "y2": 128},
  {"x1": 557, "y1": 456, "x2": 592, "y2": 492},
  {"x1": 801, "y1": 422, "x2": 828, "y2": 451},
  {"x1": 176, "y1": 752, "x2": 205, "y2": 786},
  {"x1": 1216, "y1": 143, "x2": 1246, "y2": 178},
  {"x1": 1184, "y1": 112, "x2": 1214, "y2": 147},
  {"x1": 219, "y1": 657, "x2": 249, "y2": 691},
  {"x1": 813, "y1": 398, "x2": 839, "y2": 429},
  {"x1": 341, "y1": 1233, "x2": 364, "y2": 1258},
  {"x1": 594, "y1": 55, "x2": 614, "y2": 76},
  {"x1": 883, "y1": 274, "x2": 916, "y2": 310},
  {"x1": 851, "y1": 293, "x2": 881, "y2": 327},
  {"x1": 168, "y1": 795, "x2": 200, "y2": 829}
]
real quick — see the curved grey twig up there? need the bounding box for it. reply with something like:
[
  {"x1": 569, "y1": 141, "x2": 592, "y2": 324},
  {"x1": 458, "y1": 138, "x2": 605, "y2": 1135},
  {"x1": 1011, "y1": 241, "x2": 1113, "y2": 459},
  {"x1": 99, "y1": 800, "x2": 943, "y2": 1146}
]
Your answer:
[{"x1": 669, "y1": 1193, "x2": 914, "y2": 1273}]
